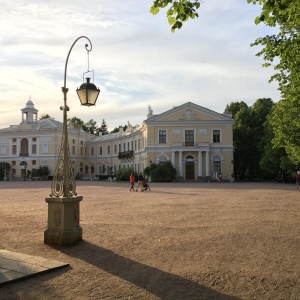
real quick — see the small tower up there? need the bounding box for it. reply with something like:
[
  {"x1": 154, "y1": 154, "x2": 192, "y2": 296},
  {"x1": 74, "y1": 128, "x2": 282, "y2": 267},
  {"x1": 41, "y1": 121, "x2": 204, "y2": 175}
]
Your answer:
[{"x1": 21, "y1": 98, "x2": 39, "y2": 124}]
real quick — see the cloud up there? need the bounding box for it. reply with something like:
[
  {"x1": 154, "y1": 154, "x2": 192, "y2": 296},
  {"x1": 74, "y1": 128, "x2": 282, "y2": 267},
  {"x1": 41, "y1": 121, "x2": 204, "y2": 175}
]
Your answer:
[{"x1": 0, "y1": 0, "x2": 281, "y2": 131}]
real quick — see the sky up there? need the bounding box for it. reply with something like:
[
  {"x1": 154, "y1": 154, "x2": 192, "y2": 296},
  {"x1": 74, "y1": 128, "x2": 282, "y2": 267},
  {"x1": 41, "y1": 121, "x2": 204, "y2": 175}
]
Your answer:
[{"x1": 0, "y1": 0, "x2": 280, "y2": 131}]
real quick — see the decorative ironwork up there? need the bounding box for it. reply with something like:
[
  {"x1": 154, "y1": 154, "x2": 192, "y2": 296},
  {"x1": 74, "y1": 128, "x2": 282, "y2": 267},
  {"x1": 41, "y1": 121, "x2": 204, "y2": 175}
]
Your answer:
[
  {"x1": 50, "y1": 36, "x2": 92, "y2": 198},
  {"x1": 118, "y1": 150, "x2": 134, "y2": 161}
]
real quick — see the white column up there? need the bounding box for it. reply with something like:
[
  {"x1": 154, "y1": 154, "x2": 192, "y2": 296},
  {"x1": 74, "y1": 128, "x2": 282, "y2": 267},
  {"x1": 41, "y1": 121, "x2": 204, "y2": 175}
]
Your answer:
[
  {"x1": 29, "y1": 138, "x2": 32, "y2": 156},
  {"x1": 205, "y1": 151, "x2": 210, "y2": 176},
  {"x1": 179, "y1": 151, "x2": 183, "y2": 177},
  {"x1": 198, "y1": 151, "x2": 202, "y2": 177},
  {"x1": 172, "y1": 151, "x2": 175, "y2": 168},
  {"x1": 17, "y1": 138, "x2": 20, "y2": 156}
]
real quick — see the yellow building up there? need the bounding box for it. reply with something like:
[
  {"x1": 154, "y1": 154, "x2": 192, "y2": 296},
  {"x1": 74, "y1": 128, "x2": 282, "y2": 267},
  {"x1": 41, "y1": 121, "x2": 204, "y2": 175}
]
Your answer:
[{"x1": 0, "y1": 100, "x2": 234, "y2": 181}]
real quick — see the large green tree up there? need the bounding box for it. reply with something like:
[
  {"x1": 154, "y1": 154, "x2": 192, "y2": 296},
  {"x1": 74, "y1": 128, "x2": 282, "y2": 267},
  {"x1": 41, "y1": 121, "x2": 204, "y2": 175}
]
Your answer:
[{"x1": 248, "y1": 0, "x2": 300, "y2": 164}]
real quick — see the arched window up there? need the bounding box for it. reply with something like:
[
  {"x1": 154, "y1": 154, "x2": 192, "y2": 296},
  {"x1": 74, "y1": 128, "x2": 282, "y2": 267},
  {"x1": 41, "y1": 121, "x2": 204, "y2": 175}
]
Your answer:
[{"x1": 20, "y1": 138, "x2": 29, "y2": 156}]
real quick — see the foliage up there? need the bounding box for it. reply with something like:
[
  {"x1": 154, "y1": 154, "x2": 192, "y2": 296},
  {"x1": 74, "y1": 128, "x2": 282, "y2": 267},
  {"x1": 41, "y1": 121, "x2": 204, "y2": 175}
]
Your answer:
[
  {"x1": 32, "y1": 166, "x2": 50, "y2": 178},
  {"x1": 0, "y1": 162, "x2": 10, "y2": 180},
  {"x1": 144, "y1": 161, "x2": 177, "y2": 182},
  {"x1": 98, "y1": 119, "x2": 109, "y2": 136},
  {"x1": 110, "y1": 124, "x2": 128, "y2": 133},
  {"x1": 150, "y1": 0, "x2": 201, "y2": 32},
  {"x1": 248, "y1": 0, "x2": 300, "y2": 164},
  {"x1": 229, "y1": 98, "x2": 275, "y2": 180},
  {"x1": 116, "y1": 167, "x2": 136, "y2": 181},
  {"x1": 40, "y1": 114, "x2": 51, "y2": 119}
]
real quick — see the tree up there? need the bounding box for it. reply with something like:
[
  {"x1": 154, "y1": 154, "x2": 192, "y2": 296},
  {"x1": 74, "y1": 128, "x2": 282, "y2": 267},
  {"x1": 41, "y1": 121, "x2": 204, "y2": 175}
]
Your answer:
[
  {"x1": 68, "y1": 117, "x2": 87, "y2": 131},
  {"x1": 144, "y1": 161, "x2": 177, "y2": 182},
  {"x1": 0, "y1": 162, "x2": 10, "y2": 180},
  {"x1": 40, "y1": 114, "x2": 51, "y2": 119},
  {"x1": 85, "y1": 119, "x2": 98, "y2": 135},
  {"x1": 150, "y1": 0, "x2": 201, "y2": 32},
  {"x1": 98, "y1": 119, "x2": 109, "y2": 136},
  {"x1": 248, "y1": 0, "x2": 300, "y2": 164},
  {"x1": 229, "y1": 98, "x2": 274, "y2": 180}
]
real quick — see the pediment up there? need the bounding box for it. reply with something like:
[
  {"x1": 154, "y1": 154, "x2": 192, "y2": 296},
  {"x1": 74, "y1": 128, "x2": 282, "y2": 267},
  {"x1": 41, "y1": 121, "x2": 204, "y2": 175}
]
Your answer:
[{"x1": 145, "y1": 102, "x2": 232, "y2": 123}]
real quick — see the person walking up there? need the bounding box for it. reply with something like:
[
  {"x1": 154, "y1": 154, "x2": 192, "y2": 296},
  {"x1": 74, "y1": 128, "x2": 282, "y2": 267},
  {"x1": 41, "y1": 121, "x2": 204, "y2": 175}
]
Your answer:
[
  {"x1": 296, "y1": 170, "x2": 300, "y2": 189},
  {"x1": 136, "y1": 172, "x2": 144, "y2": 192},
  {"x1": 129, "y1": 173, "x2": 135, "y2": 192}
]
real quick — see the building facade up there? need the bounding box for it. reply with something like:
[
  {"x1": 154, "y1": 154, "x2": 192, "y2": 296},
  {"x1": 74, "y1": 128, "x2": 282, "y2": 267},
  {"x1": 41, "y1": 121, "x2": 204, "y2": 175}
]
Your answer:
[{"x1": 0, "y1": 99, "x2": 235, "y2": 181}]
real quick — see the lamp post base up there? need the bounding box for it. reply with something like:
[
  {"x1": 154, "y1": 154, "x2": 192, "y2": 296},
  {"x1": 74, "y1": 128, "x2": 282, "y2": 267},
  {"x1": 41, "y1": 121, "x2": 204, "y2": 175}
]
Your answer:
[{"x1": 44, "y1": 195, "x2": 83, "y2": 246}]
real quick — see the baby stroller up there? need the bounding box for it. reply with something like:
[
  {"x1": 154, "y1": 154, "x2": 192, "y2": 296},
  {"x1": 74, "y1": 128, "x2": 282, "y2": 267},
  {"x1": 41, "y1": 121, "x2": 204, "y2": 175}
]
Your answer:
[{"x1": 142, "y1": 179, "x2": 150, "y2": 192}]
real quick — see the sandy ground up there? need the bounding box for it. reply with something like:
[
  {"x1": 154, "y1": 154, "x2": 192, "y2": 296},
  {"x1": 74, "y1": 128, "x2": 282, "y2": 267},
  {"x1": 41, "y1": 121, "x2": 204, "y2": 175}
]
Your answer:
[{"x1": 0, "y1": 180, "x2": 300, "y2": 300}]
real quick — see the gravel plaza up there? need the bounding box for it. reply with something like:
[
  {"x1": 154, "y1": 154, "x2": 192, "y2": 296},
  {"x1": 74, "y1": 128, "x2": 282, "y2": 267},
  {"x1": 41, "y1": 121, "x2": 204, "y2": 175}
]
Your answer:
[{"x1": 0, "y1": 180, "x2": 300, "y2": 300}]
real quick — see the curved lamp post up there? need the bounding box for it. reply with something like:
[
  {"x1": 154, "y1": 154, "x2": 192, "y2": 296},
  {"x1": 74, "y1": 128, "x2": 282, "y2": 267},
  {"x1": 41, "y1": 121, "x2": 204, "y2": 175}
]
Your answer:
[
  {"x1": 50, "y1": 36, "x2": 100, "y2": 198},
  {"x1": 45, "y1": 36, "x2": 100, "y2": 245}
]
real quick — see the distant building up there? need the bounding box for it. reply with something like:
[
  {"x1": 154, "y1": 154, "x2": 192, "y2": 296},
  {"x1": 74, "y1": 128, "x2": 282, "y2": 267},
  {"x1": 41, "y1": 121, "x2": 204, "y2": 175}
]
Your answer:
[{"x1": 0, "y1": 99, "x2": 234, "y2": 181}]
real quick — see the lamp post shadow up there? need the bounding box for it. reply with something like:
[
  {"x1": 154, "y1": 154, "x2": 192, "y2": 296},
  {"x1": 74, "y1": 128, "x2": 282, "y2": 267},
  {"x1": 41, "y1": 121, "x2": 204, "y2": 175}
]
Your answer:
[{"x1": 60, "y1": 240, "x2": 241, "y2": 300}]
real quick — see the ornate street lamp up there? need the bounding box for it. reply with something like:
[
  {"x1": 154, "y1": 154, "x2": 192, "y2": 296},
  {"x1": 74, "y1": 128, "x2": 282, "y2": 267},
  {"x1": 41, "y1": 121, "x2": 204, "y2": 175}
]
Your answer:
[{"x1": 45, "y1": 36, "x2": 100, "y2": 246}]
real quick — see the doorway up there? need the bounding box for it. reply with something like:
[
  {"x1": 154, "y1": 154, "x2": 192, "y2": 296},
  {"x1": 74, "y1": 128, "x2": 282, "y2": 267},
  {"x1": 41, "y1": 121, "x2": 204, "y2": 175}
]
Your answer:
[{"x1": 186, "y1": 161, "x2": 195, "y2": 180}]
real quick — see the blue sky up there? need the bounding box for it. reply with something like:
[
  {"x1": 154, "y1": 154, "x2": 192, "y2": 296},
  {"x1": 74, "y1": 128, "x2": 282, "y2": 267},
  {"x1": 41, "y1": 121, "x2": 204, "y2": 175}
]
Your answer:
[{"x1": 0, "y1": 0, "x2": 280, "y2": 130}]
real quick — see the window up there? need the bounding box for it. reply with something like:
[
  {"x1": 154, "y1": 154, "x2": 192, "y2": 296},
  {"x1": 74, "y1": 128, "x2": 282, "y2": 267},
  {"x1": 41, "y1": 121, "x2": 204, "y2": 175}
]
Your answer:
[
  {"x1": 213, "y1": 130, "x2": 221, "y2": 143},
  {"x1": 185, "y1": 130, "x2": 194, "y2": 146},
  {"x1": 12, "y1": 161, "x2": 16, "y2": 166},
  {"x1": 127, "y1": 142, "x2": 130, "y2": 151},
  {"x1": 118, "y1": 144, "x2": 121, "y2": 152},
  {"x1": 12, "y1": 138, "x2": 17, "y2": 143},
  {"x1": 91, "y1": 147, "x2": 94, "y2": 156},
  {"x1": 131, "y1": 141, "x2": 133, "y2": 151},
  {"x1": 21, "y1": 138, "x2": 29, "y2": 155},
  {"x1": 12, "y1": 169, "x2": 16, "y2": 175},
  {"x1": 32, "y1": 137, "x2": 37, "y2": 142},
  {"x1": 1, "y1": 145, "x2": 6, "y2": 155},
  {"x1": 12, "y1": 145, "x2": 17, "y2": 155},
  {"x1": 32, "y1": 144, "x2": 37, "y2": 154},
  {"x1": 32, "y1": 160, "x2": 36, "y2": 165},
  {"x1": 107, "y1": 145, "x2": 110, "y2": 155},
  {"x1": 73, "y1": 139, "x2": 75, "y2": 144},
  {"x1": 80, "y1": 147, "x2": 83, "y2": 156},
  {"x1": 213, "y1": 161, "x2": 221, "y2": 174},
  {"x1": 134, "y1": 140, "x2": 137, "y2": 150},
  {"x1": 138, "y1": 139, "x2": 140, "y2": 150},
  {"x1": 159, "y1": 130, "x2": 167, "y2": 143},
  {"x1": 114, "y1": 144, "x2": 117, "y2": 154},
  {"x1": 123, "y1": 143, "x2": 126, "y2": 151},
  {"x1": 72, "y1": 146, "x2": 75, "y2": 155},
  {"x1": 43, "y1": 144, "x2": 48, "y2": 153},
  {"x1": 99, "y1": 146, "x2": 102, "y2": 155},
  {"x1": 81, "y1": 141, "x2": 83, "y2": 145}
]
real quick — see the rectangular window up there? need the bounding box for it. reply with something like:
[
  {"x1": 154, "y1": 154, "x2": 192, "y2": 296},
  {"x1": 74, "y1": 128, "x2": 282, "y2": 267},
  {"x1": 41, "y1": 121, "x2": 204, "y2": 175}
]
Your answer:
[
  {"x1": 185, "y1": 130, "x2": 194, "y2": 146},
  {"x1": 12, "y1": 161, "x2": 16, "y2": 166},
  {"x1": 114, "y1": 144, "x2": 117, "y2": 154},
  {"x1": 131, "y1": 141, "x2": 133, "y2": 151},
  {"x1": 32, "y1": 160, "x2": 36, "y2": 165},
  {"x1": 138, "y1": 139, "x2": 140, "y2": 150},
  {"x1": 123, "y1": 143, "x2": 126, "y2": 152},
  {"x1": 12, "y1": 145, "x2": 17, "y2": 155},
  {"x1": 12, "y1": 169, "x2": 16, "y2": 175},
  {"x1": 134, "y1": 140, "x2": 137, "y2": 150},
  {"x1": 127, "y1": 142, "x2": 130, "y2": 151},
  {"x1": 81, "y1": 141, "x2": 83, "y2": 145},
  {"x1": 99, "y1": 146, "x2": 102, "y2": 155},
  {"x1": 159, "y1": 130, "x2": 167, "y2": 143},
  {"x1": 1, "y1": 145, "x2": 6, "y2": 155},
  {"x1": 72, "y1": 146, "x2": 75, "y2": 155},
  {"x1": 107, "y1": 145, "x2": 110, "y2": 155},
  {"x1": 80, "y1": 147, "x2": 83, "y2": 156},
  {"x1": 118, "y1": 144, "x2": 121, "y2": 152},
  {"x1": 73, "y1": 139, "x2": 75, "y2": 144},
  {"x1": 213, "y1": 130, "x2": 221, "y2": 143},
  {"x1": 43, "y1": 144, "x2": 48, "y2": 153},
  {"x1": 91, "y1": 147, "x2": 94, "y2": 156},
  {"x1": 32, "y1": 137, "x2": 37, "y2": 142},
  {"x1": 13, "y1": 138, "x2": 17, "y2": 143},
  {"x1": 32, "y1": 144, "x2": 37, "y2": 154}
]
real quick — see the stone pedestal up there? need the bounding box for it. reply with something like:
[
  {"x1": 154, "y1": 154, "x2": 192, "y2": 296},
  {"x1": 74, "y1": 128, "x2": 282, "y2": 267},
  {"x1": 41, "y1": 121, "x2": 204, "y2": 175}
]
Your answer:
[{"x1": 44, "y1": 195, "x2": 83, "y2": 246}]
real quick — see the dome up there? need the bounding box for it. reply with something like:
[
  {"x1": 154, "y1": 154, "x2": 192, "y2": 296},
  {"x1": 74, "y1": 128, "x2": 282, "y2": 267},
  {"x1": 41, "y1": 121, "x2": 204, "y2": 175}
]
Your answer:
[{"x1": 25, "y1": 99, "x2": 34, "y2": 108}]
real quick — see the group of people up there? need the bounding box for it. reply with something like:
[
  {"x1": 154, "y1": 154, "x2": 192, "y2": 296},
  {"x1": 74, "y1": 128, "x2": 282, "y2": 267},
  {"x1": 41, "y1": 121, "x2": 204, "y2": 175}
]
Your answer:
[{"x1": 130, "y1": 172, "x2": 150, "y2": 192}]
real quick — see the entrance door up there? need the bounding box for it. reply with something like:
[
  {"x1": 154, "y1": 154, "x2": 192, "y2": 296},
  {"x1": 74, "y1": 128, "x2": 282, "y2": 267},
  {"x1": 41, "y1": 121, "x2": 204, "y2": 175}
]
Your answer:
[{"x1": 186, "y1": 161, "x2": 195, "y2": 180}]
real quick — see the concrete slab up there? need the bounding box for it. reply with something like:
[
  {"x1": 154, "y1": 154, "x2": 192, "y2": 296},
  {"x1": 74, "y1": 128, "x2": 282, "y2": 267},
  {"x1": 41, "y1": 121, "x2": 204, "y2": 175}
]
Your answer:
[{"x1": 0, "y1": 249, "x2": 69, "y2": 285}]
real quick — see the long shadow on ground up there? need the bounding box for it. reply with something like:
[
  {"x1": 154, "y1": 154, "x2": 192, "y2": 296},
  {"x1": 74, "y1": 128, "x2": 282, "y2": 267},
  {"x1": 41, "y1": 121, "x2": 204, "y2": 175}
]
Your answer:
[{"x1": 61, "y1": 240, "x2": 241, "y2": 300}]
